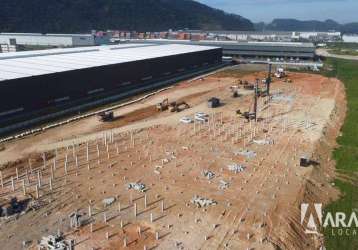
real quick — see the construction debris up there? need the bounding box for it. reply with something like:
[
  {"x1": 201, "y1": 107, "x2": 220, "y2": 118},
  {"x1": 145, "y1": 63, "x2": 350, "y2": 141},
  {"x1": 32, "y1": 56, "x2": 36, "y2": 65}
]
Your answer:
[
  {"x1": 227, "y1": 164, "x2": 246, "y2": 173},
  {"x1": 219, "y1": 180, "x2": 230, "y2": 190},
  {"x1": 233, "y1": 149, "x2": 257, "y2": 159},
  {"x1": 127, "y1": 182, "x2": 146, "y2": 192},
  {"x1": 38, "y1": 233, "x2": 74, "y2": 250},
  {"x1": 202, "y1": 170, "x2": 215, "y2": 180},
  {"x1": 102, "y1": 197, "x2": 116, "y2": 207},
  {"x1": 69, "y1": 211, "x2": 82, "y2": 228},
  {"x1": 253, "y1": 139, "x2": 273, "y2": 145},
  {"x1": 0, "y1": 197, "x2": 30, "y2": 217},
  {"x1": 191, "y1": 196, "x2": 217, "y2": 208}
]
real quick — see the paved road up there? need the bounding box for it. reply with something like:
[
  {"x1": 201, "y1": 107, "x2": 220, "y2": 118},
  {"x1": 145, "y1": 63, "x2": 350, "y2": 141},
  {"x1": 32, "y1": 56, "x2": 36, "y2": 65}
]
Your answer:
[{"x1": 316, "y1": 48, "x2": 358, "y2": 61}]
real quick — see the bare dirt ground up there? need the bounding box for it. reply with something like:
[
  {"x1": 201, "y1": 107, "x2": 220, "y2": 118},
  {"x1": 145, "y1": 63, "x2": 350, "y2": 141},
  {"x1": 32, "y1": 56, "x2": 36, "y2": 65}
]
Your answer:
[{"x1": 0, "y1": 69, "x2": 346, "y2": 250}]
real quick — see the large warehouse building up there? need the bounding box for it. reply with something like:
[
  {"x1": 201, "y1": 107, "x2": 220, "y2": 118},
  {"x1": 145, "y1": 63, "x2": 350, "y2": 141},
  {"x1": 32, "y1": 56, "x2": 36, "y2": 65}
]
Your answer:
[
  {"x1": 128, "y1": 39, "x2": 316, "y2": 60},
  {"x1": 0, "y1": 43, "x2": 222, "y2": 133}
]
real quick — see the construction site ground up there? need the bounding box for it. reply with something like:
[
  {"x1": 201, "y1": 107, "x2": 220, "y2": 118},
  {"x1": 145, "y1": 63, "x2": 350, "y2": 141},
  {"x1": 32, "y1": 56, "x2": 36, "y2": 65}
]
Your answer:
[{"x1": 0, "y1": 67, "x2": 346, "y2": 250}]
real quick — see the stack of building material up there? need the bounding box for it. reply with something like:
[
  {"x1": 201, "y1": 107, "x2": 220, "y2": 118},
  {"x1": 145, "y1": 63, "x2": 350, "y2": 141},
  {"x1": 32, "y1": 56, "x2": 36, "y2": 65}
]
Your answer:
[
  {"x1": 191, "y1": 196, "x2": 217, "y2": 208},
  {"x1": 227, "y1": 164, "x2": 246, "y2": 173}
]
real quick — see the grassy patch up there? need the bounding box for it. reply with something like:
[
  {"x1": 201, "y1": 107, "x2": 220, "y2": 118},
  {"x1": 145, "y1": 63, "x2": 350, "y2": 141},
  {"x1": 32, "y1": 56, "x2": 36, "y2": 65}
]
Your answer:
[
  {"x1": 322, "y1": 58, "x2": 358, "y2": 250},
  {"x1": 327, "y1": 42, "x2": 358, "y2": 56}
]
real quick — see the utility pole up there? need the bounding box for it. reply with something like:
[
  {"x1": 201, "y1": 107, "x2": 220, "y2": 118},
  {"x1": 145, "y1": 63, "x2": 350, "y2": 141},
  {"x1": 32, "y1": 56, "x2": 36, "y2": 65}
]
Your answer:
[
  {"x1": 254, "y1": 79, "x2": 259, "y2": 122},
  {"x1": 266, "y1": 63, "x2": 272, "y2": 96}
]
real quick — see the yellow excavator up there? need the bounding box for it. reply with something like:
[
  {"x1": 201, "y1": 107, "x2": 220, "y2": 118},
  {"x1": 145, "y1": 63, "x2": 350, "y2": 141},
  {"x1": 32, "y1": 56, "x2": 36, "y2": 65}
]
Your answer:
[{"x1": 156, "y1": 98, "x2": 169, "y2": 111}]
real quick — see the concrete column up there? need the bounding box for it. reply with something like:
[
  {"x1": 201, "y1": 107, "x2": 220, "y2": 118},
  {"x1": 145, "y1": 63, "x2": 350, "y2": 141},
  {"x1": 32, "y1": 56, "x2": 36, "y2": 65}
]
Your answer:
[
  {"x1": 0, "y1": 171, "x2": 3, "y2": 188},
  {"x1": 161, "y1": 200, "x2": 164, "y2": 213},
  {"x1": 37, "y1": 171, "x2": 42, "y2": 188},
  {"x1": 134, "y1": 203, "x2": 137, "y2": 217},
  {"x1": 53, "y1": 158, "x2": 57, "y2": 171},
  {"x1": 35, "y1": 184, "x2": 39, "y2": 199},
  {"x1": 22, "y1": 179, "x2": 26, "y2": 195},
  {"x1": 123, "y1": 237, "x2": 127, "y2": 247},
  {"x1": 25, "y1": 170, "x2": 29, "y2": 184},
  {"x1": 29, "y1": 159, "x2": 32, "y2": 173},
  {"x1": 64, "y1": 161, "x2": 68, "y2": 175},
  {"x1": 72, "y1": 144, "x2": 75, "y2": 158},
  {"x1": 50, "y1": 165, "x2": 54, "y2": 180},
  {"x1": 11, "y1": 176, "x2": 15, "y2": 192},
  {"x1": 43, "y1": 153, "x2": 46, "y2": 169},
  {"x1": 86, "y1": 143, "x2": 89, "y2": 162}
]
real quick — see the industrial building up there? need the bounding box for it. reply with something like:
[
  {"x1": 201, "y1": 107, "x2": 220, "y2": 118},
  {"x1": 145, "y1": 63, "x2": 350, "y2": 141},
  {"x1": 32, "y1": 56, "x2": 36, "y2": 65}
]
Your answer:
[
  {"x1": 128, "y1": 39, "x2": 316, "y2": 60},
  {"x1": 342, "y1": 34, "x2": 358, "y2": 43},
  {"x1": 0, "y1": 33, "x2": 109, "y2": 47},
  {"x1": 183, "y1": 30, "x2": 293, "y2": 42},
  {"x1": 0, "y1": 43, "x2": 222, "y2": 131}
]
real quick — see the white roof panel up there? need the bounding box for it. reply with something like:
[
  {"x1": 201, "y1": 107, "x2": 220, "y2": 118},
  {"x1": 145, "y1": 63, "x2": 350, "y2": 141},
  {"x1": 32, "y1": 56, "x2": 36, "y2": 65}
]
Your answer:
[
  {"x1": 0, "y1": 44, "x2": 220, "y2": 81},
  {"x1": 0, "y1": 43, "x2": 156, "y2": 60}
]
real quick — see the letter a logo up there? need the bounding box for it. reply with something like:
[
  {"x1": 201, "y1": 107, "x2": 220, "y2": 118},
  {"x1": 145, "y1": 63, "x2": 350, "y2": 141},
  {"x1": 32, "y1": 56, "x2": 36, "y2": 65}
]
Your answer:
[{"x1": 301, "y1": 203, "x2": 322, "y2": 234}]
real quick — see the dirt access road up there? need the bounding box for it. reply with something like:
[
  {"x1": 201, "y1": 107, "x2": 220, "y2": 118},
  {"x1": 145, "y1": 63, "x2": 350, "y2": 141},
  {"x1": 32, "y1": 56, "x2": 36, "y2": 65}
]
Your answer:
[{"x1": 316, "y1": 48, "x2": 358, "y2": 61}]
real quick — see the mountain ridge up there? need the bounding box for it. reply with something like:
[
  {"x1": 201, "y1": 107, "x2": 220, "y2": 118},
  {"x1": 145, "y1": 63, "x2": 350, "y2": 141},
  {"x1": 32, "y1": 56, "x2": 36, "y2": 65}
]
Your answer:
[
  {"x1": 0, "y1": 0, "x2": 254, "y2": 33},
  {"x1": 255, "y1": 19, "x2": 358, "y2": 33}
]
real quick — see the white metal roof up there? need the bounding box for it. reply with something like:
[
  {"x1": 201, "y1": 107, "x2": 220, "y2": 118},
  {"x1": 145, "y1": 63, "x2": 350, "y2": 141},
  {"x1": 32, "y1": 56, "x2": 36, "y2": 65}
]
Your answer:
[
  {"x1": 0, "y1": 43, "x2": 155, "y2": 60},
  {"x1": 129, "y1": 39, "x2": 315, "y2": 48},
  {"x1": 0, "y1": 44, "x2": 219, "y2": 81}
]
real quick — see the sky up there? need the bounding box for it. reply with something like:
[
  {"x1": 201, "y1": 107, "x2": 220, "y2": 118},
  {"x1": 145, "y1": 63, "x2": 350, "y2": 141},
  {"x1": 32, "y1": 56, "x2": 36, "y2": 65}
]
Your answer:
[{"x1": 197, "y1": 0, "x2": 357, "y2": 23}]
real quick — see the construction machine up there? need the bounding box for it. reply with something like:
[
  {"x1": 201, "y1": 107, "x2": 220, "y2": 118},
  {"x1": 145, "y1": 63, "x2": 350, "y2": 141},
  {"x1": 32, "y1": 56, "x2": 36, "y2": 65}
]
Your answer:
[
  {"x1": 156, "y1": 98, "x2": 169, "y2": 111},
  {"x1": 98, "y1": 111, "x2": 114, "y2": 122},
  {"x1": 236, "y1": 109, "x2": 255, "y2": 120},
  {"x1": 237, "y1": 79, "x2": 259, "y2": 122},
  {"x1": 230, "y1": 86, "x2": 240, "y2": 98},
  {"x1": 266, "y1": 63, "x2": 272, "y2": 95},
  {"x1": 274, "y1": 67, "x2": 286, "y2": 78},
  {"x1": 243, "y1": 84, "x2": 254, "y2": 90},
  {"x1": 169, "y1": 101, "x2": 190, "y2": 112}
]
